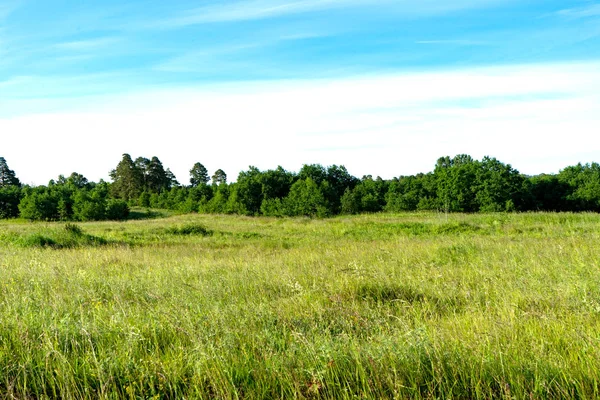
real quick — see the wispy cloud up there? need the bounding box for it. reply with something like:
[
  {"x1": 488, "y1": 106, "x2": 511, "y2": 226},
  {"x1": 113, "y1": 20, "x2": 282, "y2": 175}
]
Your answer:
[
  {"x1": 54, "y1": 37, "x2": 120, "y2": 51},
  {"x1": 154, "y1": 42, "x2": 266, "y2": 73},
  {"x1": 556, "y1": 4, "x2": 600, "y2": 18},
  {"x1": 416, "y1": 39, "x2": 489, "y2": 46},
  {"x1": 158, "y1": 0, "x2": 512, "y2": 27},
  {"x1": 0, "y1": 2, "x2": 19, "y2": 21},
  {"x1": 161, "y1": 0, "x2": 358, "y2": 26}
]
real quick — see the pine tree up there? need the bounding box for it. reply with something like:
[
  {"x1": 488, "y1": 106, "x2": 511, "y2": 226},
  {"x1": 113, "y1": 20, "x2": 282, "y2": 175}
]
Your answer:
[
  {"x1": 0, "y1": 157, "x2": 21, "y2": 187},
  {"x1": 212, "y1": 169, "x2": 227, "y2": 185},
  {"x1": 146, "y1": 157, "x2": 170, "y2": 193},
  {"x1": 190, "y1": 162, "x2": 209, "y2": 187},
  {"x1": 109, "y1": 154, "x2": 143, "y2": 201}
]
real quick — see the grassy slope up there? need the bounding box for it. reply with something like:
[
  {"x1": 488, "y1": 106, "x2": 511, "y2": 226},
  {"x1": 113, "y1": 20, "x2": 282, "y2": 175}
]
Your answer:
[{"x1": 0, "y1": 212, "x2": 599, "y2": 399}]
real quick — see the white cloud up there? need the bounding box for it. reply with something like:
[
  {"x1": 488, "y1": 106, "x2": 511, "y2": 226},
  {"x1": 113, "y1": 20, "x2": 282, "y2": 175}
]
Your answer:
[{"x1": 1, "y1": 60, "x2": 599, "y2": 185}]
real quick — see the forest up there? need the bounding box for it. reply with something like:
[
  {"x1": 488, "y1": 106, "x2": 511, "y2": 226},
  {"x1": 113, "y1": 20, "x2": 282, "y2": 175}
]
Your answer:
[{"x1": 1, "y1": 153, "x2": 599, "y2": 221}]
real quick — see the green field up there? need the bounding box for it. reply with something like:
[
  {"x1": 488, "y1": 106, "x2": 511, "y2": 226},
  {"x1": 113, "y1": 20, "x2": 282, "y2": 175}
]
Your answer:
[{"x1": 1, "y1": 212, "x2": 599, "y2": 399}]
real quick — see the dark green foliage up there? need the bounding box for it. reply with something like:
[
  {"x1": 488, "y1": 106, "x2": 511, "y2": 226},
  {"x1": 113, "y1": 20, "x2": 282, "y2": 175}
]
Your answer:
[
  {"x1": 298, "y1": 164, "x2": 359, "y2": 214},
  {"x1": 259, "y1": 166, "x2": 295, "y2": 201},
  {"x1": 325, "y1": 165, "x2": 360, "y2": 213},
  {"x1": 190, "y1": 162, "x2": 209, "y2": 187},
  {"x1": 54, "y1": 172, "x2": 89, "y2": 189},
  {"x1": 179, "y1": 184, "x2": 213, "y2": 213},
  {"x1": 474, "y1": 157, "x2": 524, "y2": 212},
  {"x1": 18, "y1": 187, "x2": 62, "y2": 221},
  {"x1": 434, "y1": 154, "x2": 478, "y2": 212},
  {"x1": 281, "y1": 178, "x2": 329, "y2": 217},
  {"x1": 4, "y1": 154, "x2": 600, "y2": 220},
  {"x1": 146, "y1": 156, "x2": 172, "y2": 193},
  {"x1": 110, "y1": 154, "x2": 144, "y2": 202},
  {"x1": 138, "y1": 191, "x2": 151, "y2": 207},
  {"x1": 0, "y1": 185, "x2": 22, "y2": 218},
  {"x1": 260, "y1": 198, "x2": 284, "y2": 217},
  {"x1": 105, "y1": 199, "x2": 130, "y2": 220},
  {"x1": 165, "y1": 223, "x2": 212, "y2": 236},
  {"x1": 17, "y1": 180, "x2": 125, "y2": 222},
  {"x1": 527, "y1": 174, "x2": 567, "y2": 211},
  {"x1": 111, "y1": 155, "x2": 178, "y2": 202},
  {"x1": 72, "y1": 189, "x2": 106, "y2": 221},
  {"x1": 558, "y1": 163, "x2": 600, "y2": 211},
  {"x1": 200, "y1": 183, "x2": 229, "y2": 214},
  {"x1": 211, "y1": 169, "x2": 227, "y2": 185},
  {"x1": 233, "y1": 166, "x2": 264, "y2": 215},
  {"x1": 341, "y1": 176, "x2": 388, "y2": 214},
  {"x1": 385, "y1": 174, "x2": 435, "y2": 212},
  {"x1": 0, "y1": 157, "x2": 20, "y2": 187},
  {"x1": 16, "y1": 224, "x2": 108, "y2": 248}
]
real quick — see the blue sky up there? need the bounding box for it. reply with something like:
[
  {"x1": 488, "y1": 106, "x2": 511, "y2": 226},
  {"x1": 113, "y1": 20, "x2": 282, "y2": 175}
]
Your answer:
[{"x1": 1, "y1": 0, "x2": 599, "y2": 184}]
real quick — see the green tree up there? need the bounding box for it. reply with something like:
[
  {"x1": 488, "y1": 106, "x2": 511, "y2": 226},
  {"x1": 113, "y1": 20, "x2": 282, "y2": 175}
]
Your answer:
[
  {"x1": 190, "y1": 162, "x2": 210, "y2": 187},
  {"x1": 0, "y1": 185, "x2": 22, "y2": 218},
  {"x1": 166, "y1": 169, "x2": 179, "y2": 188},
  {"x1": 72, "y1": 190, "x2": 106, "y2": 221},
  {"x1": 341, "y1": 176, "x2": 387, "y2": 214},
  {"x1": 234, "y1": 166, "x2": 264, "y2": 215},
  {"x1": 146, "y1": 157, "x2": 171, "y2": 193},
  {"x1": 109, "y1": 154, "x2": 144, "y2": 202},
  {"x1": 66, "y1": 172, "x2": 89, "y2": 189},
  {"x1": 212, "y1": 169, "x2": 227, "y2": 185},
  {"x1": 282, "y1": 178, "x2": 329, "y2": 217},
  {"x1": 135, "y1": 157, "x2": 151, "y2": 188},
  {"x1": 474, "y1": 157, "x2": 524, "y2": 212},
  {"x1": 19, "y1": 187, "x2": 61, "y2": 221},
  {"x1": 0, "y1": 157, "x2": 20, "y2": 187},
  {"x1": 434, "y1": 155, "x2": 478, "y2": 212},
  {"x1": 559, "y1": 163, "x2": 600, "y2": 211},
  {"x1": 259, "y1": 166, "x2": 295, "y2": 201},
  {"x1": 298, "y1": 164, "x2": 358, "y2": 214},
  {"x1": 200, "y1": 183, "x2": 229, "y2": 214},
  {"x1": 385, "y1": 174, "x2": 433, "y2": 212}
]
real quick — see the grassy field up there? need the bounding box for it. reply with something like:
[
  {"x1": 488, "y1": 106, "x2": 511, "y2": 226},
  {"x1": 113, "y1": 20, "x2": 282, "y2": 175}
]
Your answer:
[{"x1": 1, "y1": 212, "x2": 599, "y2": 399}]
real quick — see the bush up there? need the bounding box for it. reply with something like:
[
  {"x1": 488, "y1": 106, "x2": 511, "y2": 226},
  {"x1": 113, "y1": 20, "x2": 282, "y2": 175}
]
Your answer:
[
  {"x1": 106, "y1": 199, "x2": 130, "y2": 220},
  {"x1": 165, "y1": 224, "x2": 212, "y2": 236},
  {"x1": 15, "y1": 224, "x2": 108, "y2": 248}
]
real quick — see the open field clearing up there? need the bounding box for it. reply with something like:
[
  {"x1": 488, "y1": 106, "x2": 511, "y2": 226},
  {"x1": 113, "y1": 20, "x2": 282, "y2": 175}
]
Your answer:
[{"x1": 1, "y1": 212, "x2": 600, "y2": 399}]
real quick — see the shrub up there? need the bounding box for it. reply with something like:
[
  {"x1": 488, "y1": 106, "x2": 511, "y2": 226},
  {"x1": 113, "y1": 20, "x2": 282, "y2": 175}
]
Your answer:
[
  {"x1": 106, "y1": 199, "x2": 130, "y2": 220},
  {"x1": 165, "y1": 223, "x2": 212, "y2": 236}
]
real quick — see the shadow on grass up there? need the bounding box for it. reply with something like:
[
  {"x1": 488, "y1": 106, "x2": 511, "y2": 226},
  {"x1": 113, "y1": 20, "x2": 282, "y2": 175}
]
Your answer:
[
  {"x1": 127, "y1": 208, "x2": 173, "y2": 220},
  {"x1": 12, "y1": 224, "x2": 118, "y2": 249}
]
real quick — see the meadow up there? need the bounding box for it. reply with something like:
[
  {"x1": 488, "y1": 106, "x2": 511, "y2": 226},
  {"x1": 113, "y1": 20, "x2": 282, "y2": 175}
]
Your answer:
[{"x1": 0, "y1": 211, "x2": 599, "y2": 399}]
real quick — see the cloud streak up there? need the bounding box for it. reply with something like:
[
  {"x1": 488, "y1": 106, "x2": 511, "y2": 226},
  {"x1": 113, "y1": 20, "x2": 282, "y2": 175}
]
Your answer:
[
  {"x1": 159, "y1": 0, "x2": 513, "y2": 27},
  {"x1": 54, "y1": 37, "x2": 120, "y2": 51},
  {"x1": 556, "y1": 4, "x2": 600, "y2": 18},
  {"x1": 416, "y1": 39, "x2": 489, "y2": 46}
]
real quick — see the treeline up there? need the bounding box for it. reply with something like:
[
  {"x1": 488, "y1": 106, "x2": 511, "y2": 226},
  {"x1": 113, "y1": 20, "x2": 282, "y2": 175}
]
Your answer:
[{"x1": 1, "y1": 154, "x2": 599, "y2": 221}]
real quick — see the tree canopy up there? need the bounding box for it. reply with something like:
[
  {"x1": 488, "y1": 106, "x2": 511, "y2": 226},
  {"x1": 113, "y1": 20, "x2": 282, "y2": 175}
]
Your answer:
[{"x1": 2, "y1": 153, "x2": 600, "y2": 221}]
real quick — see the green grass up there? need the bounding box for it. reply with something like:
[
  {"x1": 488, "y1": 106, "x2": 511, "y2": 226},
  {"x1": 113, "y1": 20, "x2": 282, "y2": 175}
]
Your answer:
[{"x1": 0, "y1": 212, "x2": 599, "y2": 399}]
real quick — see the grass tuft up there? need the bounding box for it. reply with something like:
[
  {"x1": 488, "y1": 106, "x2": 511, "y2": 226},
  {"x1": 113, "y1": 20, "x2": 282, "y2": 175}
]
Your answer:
[
  {"x1": 13, "y1": 224, "x2": 109, "y2": 248},
  {"x1": 164, "y1": 223, "x2": 212, "y2": 236}
]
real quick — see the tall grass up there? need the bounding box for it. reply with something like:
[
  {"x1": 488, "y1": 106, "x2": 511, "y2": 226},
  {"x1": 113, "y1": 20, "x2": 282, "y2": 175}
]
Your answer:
[{"x1": 0, "y1": 212, "x2": 599, "y2": 398}]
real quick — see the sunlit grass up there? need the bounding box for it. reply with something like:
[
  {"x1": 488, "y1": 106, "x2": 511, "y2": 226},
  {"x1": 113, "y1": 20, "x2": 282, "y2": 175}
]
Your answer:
[{"x1": 1, "y1": 212, "x2": 599, "y2": 398}]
